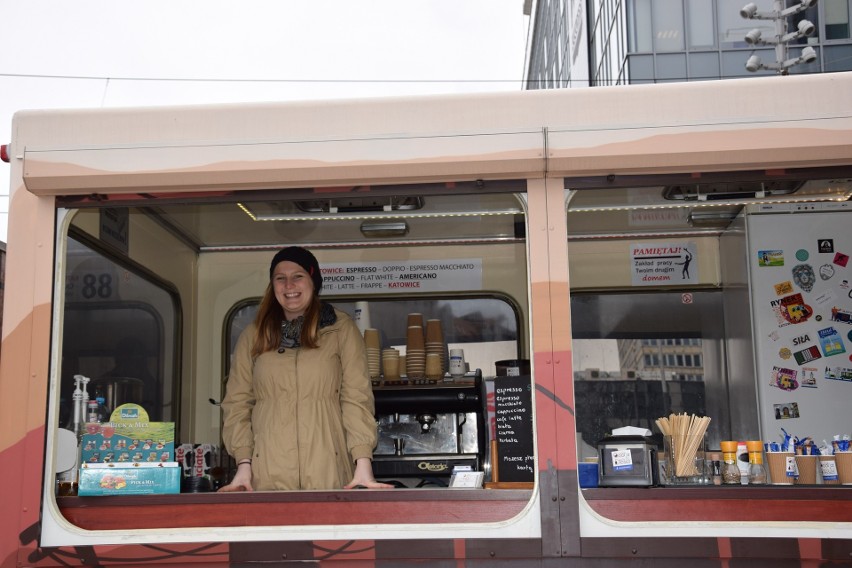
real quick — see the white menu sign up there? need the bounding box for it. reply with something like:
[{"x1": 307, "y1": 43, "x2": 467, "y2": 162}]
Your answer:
[
  {"x1": 320, "y1": 259, "x2": 483, "y2": 295},
  {"x1": 631, "y1": 242, "x2": 697, "y2": 286}
]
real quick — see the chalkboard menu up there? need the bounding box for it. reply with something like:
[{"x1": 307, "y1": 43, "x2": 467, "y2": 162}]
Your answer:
[{"x1": 493, "y1": 374, "x2": 535, "y2": 482}]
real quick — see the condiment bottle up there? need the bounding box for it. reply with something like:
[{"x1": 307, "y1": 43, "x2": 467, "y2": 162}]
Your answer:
[
  {"x1": 720, "y1": 441, "x2": 741, "y2": 485},
  {"x1": 746, "y1": 440, "x2": 767, "y2": 484}
]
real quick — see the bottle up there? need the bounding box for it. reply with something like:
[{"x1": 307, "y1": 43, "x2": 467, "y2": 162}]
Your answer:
[
  {"x1": 720, "y1": 441, "x2": 741, "y2": 485},
  {"x1": 87, "y1": 400, "x2": 101, "y2": 423},
  {"x1": 746, "y1": 440, "x2": 767, "y2": 484}
]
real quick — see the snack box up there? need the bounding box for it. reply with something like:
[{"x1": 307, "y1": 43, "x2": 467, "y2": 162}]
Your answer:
[
  {"x1": 79, "y1": 462, "x2": 180, "y2": 496},
  {"x1": 81, "y1": 405, "x2": 175, "y2": 464},
  {"x1": 81, "y1": 422, "x2": 175, "y2": 465}
]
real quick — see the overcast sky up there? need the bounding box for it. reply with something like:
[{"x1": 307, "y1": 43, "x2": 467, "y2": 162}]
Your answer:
[{"x1": 0, "y1": 0, "x2": 529, "y2": 243}]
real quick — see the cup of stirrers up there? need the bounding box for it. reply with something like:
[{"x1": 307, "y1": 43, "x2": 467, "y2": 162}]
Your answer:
[{"x1": 656, "y1": 413, "x2": 711, "y2": 484}]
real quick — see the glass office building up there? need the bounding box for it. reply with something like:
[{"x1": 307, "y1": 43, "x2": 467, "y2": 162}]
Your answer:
[{"x1": 524, "y1": 0, "x2": 852, "y2": 88}]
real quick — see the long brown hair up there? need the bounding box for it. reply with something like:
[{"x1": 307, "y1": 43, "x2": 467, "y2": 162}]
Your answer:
[{"x1": 251, "y1": 283, "x2": 321, "y2": 357}]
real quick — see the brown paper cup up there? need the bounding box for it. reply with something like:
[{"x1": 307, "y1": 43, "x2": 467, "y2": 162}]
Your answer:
[
  {"x1": 406, "y1": 325, "x2": 425, "y2": 350},
  {"x1": 766, "y1": 452, "x2": 795, "y2": 485},
  {"x1": 425, "y1": 353, "x2": 442, "y2": 379},
  {"x1": 407, "y1": 313, "x2": 424, "y2": 329},
  {"x1": 425, "y1": 319, "x2": 444, "y2": 343},
  {"x1": 819, "y1": 455, "x2": 840, "y2": 485},
  {"x1": 363, "y1": 328, "x2": 381, "y2": 349},
  {"x1": 794, "y1": 455, "x2": 818, "y2": 485},
  {"x1": 836, "y1": 451, "x2": 852, "y2": 485}
]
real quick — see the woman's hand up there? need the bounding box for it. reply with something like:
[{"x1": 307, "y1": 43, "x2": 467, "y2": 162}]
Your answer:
[
  {"x1": 344, "y1": 457, "x2": 394, "y2": 489},
  {"x1": 217, "y1": 461, "x2": 253, "y2": 492}
]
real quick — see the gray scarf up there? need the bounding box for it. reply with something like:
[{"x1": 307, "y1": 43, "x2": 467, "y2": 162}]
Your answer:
[{"x1": 277, "y1": 302, "x2": 337, "y2": 352}]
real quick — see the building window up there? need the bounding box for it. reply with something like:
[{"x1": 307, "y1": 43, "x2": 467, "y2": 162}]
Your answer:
[
  {"x1": 825, "y1": 0, "x2": 851, "y2": 39},
  {"x1": 687, "y1": 0, "x2": 716, "y2": 47}
]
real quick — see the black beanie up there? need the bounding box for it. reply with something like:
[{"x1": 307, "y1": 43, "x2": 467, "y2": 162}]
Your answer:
[{"x1": 269, "y1": 246, "x2": 323, "y2": 293}]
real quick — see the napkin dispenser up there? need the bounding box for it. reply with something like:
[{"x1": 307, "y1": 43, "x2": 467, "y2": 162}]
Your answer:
[{"x1": 596, "y1": 435, "x2": 658, "y2": 487}]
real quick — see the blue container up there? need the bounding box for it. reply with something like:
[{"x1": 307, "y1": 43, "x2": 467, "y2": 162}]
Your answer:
[{"x1": 578, "y1": 462, "x2": 599, "y2": 488}]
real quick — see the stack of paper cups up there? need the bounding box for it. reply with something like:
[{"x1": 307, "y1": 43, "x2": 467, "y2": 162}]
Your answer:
[
  {"x1": 425, "y1": 319, "x2": 446, "y2": 374},
  {"x1": 406, "y1": 325, "x2": 425, "y2": 379},
  {"x1": 363, "y1": 328, "x2": 381, "y2": 379}
]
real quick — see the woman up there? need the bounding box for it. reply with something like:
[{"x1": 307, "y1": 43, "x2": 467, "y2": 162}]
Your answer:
[{"x1": 219, "y1": 246, "x2": 390, "y2": 491}]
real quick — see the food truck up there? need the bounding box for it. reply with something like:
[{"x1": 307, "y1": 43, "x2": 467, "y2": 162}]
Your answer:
[{"x1": 1, "y1": 72, "x2": 851, "y2": 566}]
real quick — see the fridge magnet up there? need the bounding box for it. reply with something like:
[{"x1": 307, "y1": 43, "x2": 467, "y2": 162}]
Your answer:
[
  {"x1": 769, "y1": 299, "x2": 791, "y2": 327},
  {"x1": 819, "y1": 264, "x2": 835, "y2": 280},
  {"x1": 818, "y1": 326, "x2": 846, "y2": 357},
  {"x1": 818, "y1": 239, "x2": 834, "y2": 254},
  {"x1": 779, "y1": 293, "x2": 813, "y2": 324},
  {"x1": 758, "y1": 250, "x2": 784, "y2": 267},
  {"x1": 801, "y1": 367, "x2": 819, "y2": 388},
  {"x1": 830, "y1": 307, "x2": 852, "y2": 325},
  {"x1": 770, "y1": 366, "x2": 798, "y2": 391},
  {"x1": 773, "y1": 403, "x2": 799, "y2": 419},
  {"x1": 793, "y1": 345, "x2": 821, "y2": 365},
  {"x1": 834, "y1": 252, "x2": 850, "y2": 268},
  {"x1": 774, "y1": 281, "x2": 794, "y2": 295},
  {"x1": 792, "y1": 264, "x2": 816, "y2": 292},
  {"x1": 824, "y1": 365, "x2": 852, "y2": 382},
  {"x1": 779, "y1": 347, "x2": 792, "y2": 360},
  {"x1": 795, "y1": 249, "x2": 809, "y2": 262}
]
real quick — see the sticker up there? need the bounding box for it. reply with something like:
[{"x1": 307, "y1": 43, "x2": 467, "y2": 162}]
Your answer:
[
  {"x1": 611, "y1": 449, "x2": 633, "y2": 471},
  {"x1": 791, "y1": 333, "x2": 811, "y2": 346},
  {"x1": 816, "y1": 315, "x2": 823, "y2": 322},
  {"x1": 774, "y1": 281, "x2": 794, "y2": 296},
  {"x1": 819, "y1": 264, "x2": 835, "y2": 280},
  {"x1": 818, "y1": 239, "x2": 834, "y2": 253},
  {"x1": 792, "y1": 264, "x2": 816, "y2": 292},
  {"x1": 774, "y1": 402, "x2": 800, "y2": 419},
  {"x1": 814, "y1": 289, "x2": 837, "y2": 307},
  {"x1": 818, "y1": 326, "x2": 846, "y2": 357},
  {"x1": 793, "y1": 345, "x2": 821, "y2": 365},
  {"x1": 769, "y1": 330, "x2": 780, "y2": 341},
  {"x1": 770, "y1": 366, "x2": 798, "y2": 390},
  {"x1": 796, "y1": 249, "x2": 809, "y2": 262},
  {"x1": 831, "y1": 307, "x2": 852, "y2": 325},
  {"x1": 801, "y1": 367, "x2": 819, "y2": 388},
  {"x1": 821, "y1": 458, "x2": 838, "y2": 481},
  {"x1": 824, "y1": 366, "x2": 852, "y2": 382},
  {"x1": 769, "y1": 299, "x2": 792, "y2": 327},
  {"x1": 779, "y1": 347, "x2": 792, "y2": 360},
  {"x1": 835, "y1": 252, "x2": 850, "y2": 267},
  {"x1": 842, "y1": 280, "x2": 851, "y2": 290},
  {"x1": 785, "y1": 455, "x2": 799, "y2": 477},
  {"x1": 779, "y1": 293, "x2": 813, "y2": 324},
  {"x1": 758, "y1": 250, "x2": 784, "y2": 267},
  {"x1": 848, "y1": 329, "x2": 852, "y2": 342}
]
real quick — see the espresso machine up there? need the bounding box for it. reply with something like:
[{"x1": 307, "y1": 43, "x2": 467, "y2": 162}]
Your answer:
[{"x1": 372, "y1": 371, "x2": 486, "y2": 487}]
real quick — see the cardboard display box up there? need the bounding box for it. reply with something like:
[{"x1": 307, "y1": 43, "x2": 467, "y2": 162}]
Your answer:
[{"x1": 78, "y1": 462, "x2": 180, "y2": 496}]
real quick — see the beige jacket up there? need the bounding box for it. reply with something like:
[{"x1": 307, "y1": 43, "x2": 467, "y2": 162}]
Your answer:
[{"x1": 221, "y1": 309, "x2": 377, "y2": 490}]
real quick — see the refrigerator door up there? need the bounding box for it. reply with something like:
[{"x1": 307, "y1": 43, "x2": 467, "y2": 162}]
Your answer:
[{"x1": 747, "y1": 209, "x2": 852, "y2": 447}]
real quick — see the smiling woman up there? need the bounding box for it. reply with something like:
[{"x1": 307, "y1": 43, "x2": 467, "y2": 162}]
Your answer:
[{"x1": 219, "y1": 246, "x2": 391, "y2": 492}]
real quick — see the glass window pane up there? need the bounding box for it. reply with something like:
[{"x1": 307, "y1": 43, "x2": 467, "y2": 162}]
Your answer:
[
  {"x1": 687, "y1": 0, "x2": 716, "y2": 47},
  {"x1": 656, "y1": 53, "x2": 687, "y2": 79},
  {"x1": 628, "y1": 0, "x2": 653, "y2": 52},
  {"x1": 653, "y1": 0, "x2": 686, "y2": 51},
  {"x1": 571, "y1": 291, "x2": 728, "y2": 450},
  {"x1": 61, "y1": 235, "x2": 179, "y2": 425},
  {"x1": 825, "y1": 0, "x2": 851, "y2": 39}
]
